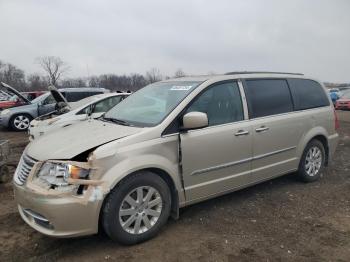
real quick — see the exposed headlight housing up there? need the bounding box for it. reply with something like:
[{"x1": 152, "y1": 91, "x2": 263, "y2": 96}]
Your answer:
[
  {"x1": 1, "y1": 109, "x2": 10, "y2": 115},
  {"x1": 34, "y1": 162, "x2": 90, "y2": 190},
  {"x1": 47, "y1": 117, "x2": 60, "y2": 125}
]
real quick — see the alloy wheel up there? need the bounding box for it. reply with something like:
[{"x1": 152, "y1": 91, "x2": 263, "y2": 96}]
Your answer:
[
  {"x1": 13, "y1": 115, "x2": 30, "y2": 130},
  {"x1": 119, "y1": 186, "x2": 163, "y2": 234},
  {"x1": 305, "y1": 146, "x2": 322, "y2": 177}
]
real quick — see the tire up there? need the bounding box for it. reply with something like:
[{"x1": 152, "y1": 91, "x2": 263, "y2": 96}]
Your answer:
[
  {"x1": 297, "y1": 139, "x2": 326, "y2": 182},
  {"x1": 10, "y1": 113, "x2": 33, "y2": 131},
  {"x1": 102, "y1": 172, "x2": 171, "y2": 245}
]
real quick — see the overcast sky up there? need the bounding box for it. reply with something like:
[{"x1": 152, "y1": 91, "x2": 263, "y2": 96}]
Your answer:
[{"x1": 0, "y1": 0, "x2": 349, "y2": 82}]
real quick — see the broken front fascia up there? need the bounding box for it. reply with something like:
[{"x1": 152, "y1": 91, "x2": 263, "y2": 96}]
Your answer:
[{"x1": 25, "y1": 159, "x2": 109, "y2": 204}]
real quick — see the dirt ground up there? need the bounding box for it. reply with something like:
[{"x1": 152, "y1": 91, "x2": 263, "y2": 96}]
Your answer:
[{"x1": 0, "y1": 111, "x2": 349, "y2": 262}]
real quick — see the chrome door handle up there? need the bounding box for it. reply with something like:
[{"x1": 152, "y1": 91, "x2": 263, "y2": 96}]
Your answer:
[
  {"x1": 235, "y1": 130, "x2": 249, "y2": 136},
  {"x1": 255, "y1": 126, "x2": 269, "y2": 132}
]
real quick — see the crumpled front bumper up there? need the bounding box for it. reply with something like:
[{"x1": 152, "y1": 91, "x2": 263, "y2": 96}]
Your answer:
[{"x1": 14, "y1": 181, "x2": 103, "y2": 237}]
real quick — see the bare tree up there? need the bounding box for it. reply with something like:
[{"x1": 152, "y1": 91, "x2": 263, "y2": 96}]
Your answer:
[
  {"x1": 145, "y1": 68, "x2": 162, "y2": 83},
  {"x1": 27, "y1": 74, "x2": 47, "y2": 91},
  {"x1": 0, "y1": 62, "x2": 26, "y2": 90},
  {"x1": 174, "y1": 68, "x2": 186, "y2": 78},
  {"x1": 36, "y1": 56, "x2": 69, "y2": 85},
  {"x1": 88, "y1": 76, "x2": 100, "y2": 87}
]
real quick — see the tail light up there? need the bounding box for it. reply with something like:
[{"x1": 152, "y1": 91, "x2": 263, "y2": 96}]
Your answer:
[{"x1": 334, "y1": 109, "x2": 340, "y2": 130}]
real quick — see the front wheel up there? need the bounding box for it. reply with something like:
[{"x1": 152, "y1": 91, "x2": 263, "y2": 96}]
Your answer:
[
  {"x1": 102, "y1": 172, "x2": 171, "y2": 245},
  {"x1": 10, "y1": 114, "x2": 32, "y2": 131},
  {"x1": 297, "y1": 139, "x2": 326, "y2": 182}
]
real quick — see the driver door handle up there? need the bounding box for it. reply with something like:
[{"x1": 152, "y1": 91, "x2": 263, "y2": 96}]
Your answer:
[
  {"x1": 235, "y1": 130, "x2": 249, "y2": 136},
  {"x1": 255, "y1": 126, "x2": 269, "y2": 132}
]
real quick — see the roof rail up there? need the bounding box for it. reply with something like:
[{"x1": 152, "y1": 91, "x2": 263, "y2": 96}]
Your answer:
[{"x1": 225, "y1": 71, "x2": 304, "y2": 76}]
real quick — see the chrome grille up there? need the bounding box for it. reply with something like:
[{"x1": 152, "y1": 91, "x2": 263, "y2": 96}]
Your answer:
[{"x1": 14, "y1": 154, "x2": 38, "y2": 185}]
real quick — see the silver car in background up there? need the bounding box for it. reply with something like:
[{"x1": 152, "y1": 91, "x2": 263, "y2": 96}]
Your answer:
[
  {"x1": 0, "y1": 85, "x2": 109, "y2": 131},
  {"x1": 29, "y1": 92, "x2": 129, "y2": 140}
]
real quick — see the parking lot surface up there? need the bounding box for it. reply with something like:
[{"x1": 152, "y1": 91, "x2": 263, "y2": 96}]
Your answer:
[{"x1": 0, "y1": 111, "x2": 349, "y2": 261}]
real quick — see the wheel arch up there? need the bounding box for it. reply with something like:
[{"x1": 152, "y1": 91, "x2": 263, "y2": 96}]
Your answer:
[
  {"x1": 299, "y1": 130, "x2": 329, "y2": 167},
  {"x1": 309, "y1": 134, "x2": 329, "y2": 166},
  {"x1": 99, "y1": 167, "x2": 180, "y2": 230}
]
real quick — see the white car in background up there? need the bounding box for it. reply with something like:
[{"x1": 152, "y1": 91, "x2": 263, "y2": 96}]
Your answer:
[{"x1": 29, "y1": 92, "x2": 130, "y2": 140}]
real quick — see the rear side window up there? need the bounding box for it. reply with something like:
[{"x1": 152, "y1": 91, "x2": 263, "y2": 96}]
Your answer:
[
  {"x1": 244, "y1": 79, "x2": 293, "y2": 118},
  {"x1": 288, "y1": 79, "x2": 329, "y2": 110}
]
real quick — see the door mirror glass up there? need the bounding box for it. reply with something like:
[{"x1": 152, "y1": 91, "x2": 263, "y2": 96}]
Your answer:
[{"x1": 182, "y1": 112, "x2": 208, "y2": 130}]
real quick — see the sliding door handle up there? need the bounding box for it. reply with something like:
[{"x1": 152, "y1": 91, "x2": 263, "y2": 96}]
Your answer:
[
  {"x1": 255, "y1": 126, "x2": 269, "y2": 132},
  {"x1": 235, "y1": 130, "x2": 249, "y2": 136}
]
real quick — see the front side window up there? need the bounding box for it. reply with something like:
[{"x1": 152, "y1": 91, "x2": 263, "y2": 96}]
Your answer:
[
  {"x1": 104, "y1": 81, "x2": 202, "y2": 127},
  {"x1": 186, "y1": 81, "x2": 244, "y2": 126},
  {"x1": 93, "y1": 96, "x2": 123, "y2": 113},
  {"x1": 244, "y1": 79, "x2": 293, "y2": 118},
  {"x1": 42, "y1": 94, "x2": 57, "y2": 105}
]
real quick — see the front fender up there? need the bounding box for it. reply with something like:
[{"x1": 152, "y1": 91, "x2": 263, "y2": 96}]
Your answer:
[{"x1": 102, "y1": 154, "x2": 185, "y2": 206}]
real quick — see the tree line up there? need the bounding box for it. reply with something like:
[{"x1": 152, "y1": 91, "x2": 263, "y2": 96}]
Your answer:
[{"x1": 0, "y1": 56, "x2": 187, "y2": 92}]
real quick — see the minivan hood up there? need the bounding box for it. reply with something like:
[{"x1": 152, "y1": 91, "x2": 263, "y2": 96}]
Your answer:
[{"x1": 27, "y1": 119, "x2": 143, "y2": 161}]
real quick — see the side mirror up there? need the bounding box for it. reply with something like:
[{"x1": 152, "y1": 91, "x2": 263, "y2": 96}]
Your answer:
[{"x1": 182, "y1": 112, "x2": 208, "y2": 130}]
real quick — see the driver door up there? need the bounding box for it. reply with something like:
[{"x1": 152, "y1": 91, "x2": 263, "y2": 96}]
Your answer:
[
  {"x1": 180, "y1": 81, "x2": 253, "y2": 202},
  {"x1": 37, "y1": 94, "x2": 57, "y2": 115}
]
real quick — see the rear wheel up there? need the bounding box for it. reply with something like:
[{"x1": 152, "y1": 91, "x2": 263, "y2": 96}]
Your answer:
[
  {"x1": 102, "y1": 172, "x2": 171, "y2": 245},
  {"x1": 297, "y1": 139, "x2": 325, "y2": 182},
  {"x1": 10, "y1": 114, "x2": 32, "y2": 131}
]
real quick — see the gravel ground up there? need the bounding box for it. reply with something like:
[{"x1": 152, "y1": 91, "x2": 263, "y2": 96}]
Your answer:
[{"x1": 0, "y1": 111, "x2": 349, "y2": 262}]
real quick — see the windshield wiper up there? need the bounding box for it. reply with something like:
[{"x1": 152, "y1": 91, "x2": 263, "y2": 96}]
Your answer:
[{"x1": 101, "y1": 117, "x2": 133, "y2": 126}]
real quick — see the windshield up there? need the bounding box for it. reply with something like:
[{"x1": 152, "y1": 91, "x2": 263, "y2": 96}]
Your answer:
[
  {"x1": 341, "y1": 92, "x2": 350, "y2": 99},
  {"x1": 31, "y1": 92, "x2": 49, "y2": 104},
  {"x1": 104, "y1": 81, "x2": 202, "y2": 127}
]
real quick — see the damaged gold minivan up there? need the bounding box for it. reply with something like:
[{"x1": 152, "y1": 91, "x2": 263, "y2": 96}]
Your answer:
[{"x1": 14, "y1": 72, "x2": 339, "y2": 244}]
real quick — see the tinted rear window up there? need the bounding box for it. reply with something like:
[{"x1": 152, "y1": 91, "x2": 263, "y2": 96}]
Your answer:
[
  {"x1": 287, "y1": 79, "x2": 329, "y2": 110},
  {"x1": 244, "y1": 79, "x2": 293, "y2": 118},
  {"x1": 66, "y1": 91, "x2": 103, "y2": 102}
]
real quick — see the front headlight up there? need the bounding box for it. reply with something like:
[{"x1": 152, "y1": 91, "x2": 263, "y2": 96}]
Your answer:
[
  {"x1": 35, "y1": 162, "x2": 90, "y2": 189},
  {"x1": 1, "y1": 109, "x2": 10, "y2": 115}
]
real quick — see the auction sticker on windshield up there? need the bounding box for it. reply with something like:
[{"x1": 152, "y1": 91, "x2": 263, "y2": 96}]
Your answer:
[{"x1": 170, "y1": 85, "x2": 193, "y2": 91}]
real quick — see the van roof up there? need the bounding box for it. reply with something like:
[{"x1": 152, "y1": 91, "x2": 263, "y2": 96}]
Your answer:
[
  {"x1": 225, "y1": 71, "x2": 303, "y2": 76},
  {"x1": 161, "y1": 72, "x2": 310, "y2": 83}
]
